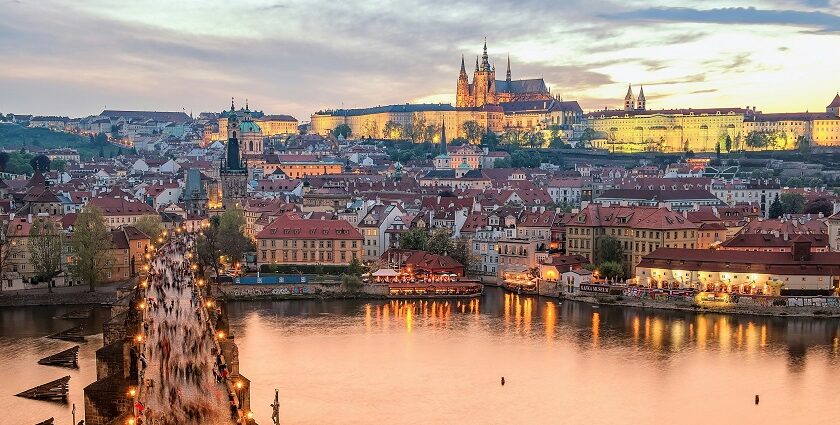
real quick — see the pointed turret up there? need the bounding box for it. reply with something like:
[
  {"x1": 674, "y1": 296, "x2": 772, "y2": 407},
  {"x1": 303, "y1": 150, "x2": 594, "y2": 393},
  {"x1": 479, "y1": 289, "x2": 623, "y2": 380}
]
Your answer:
[
  {"x1": 636, "y1": 85, "x2": 646, "y2": 111},
  {"x1": 440, "y1": 117, "x2": 447, "y2": 154},
  {"x1": 230, "y1": 97, "x2": 235, "y2": 113},
  {"x1": 460, "y1": 54, "x2": 467, "y2": 76},
  {"x1": 624, "y1": 85, "x2": 635, "y2": 111},
  {"x1": 475, "y1": 56, "x2": 479, "y2": 72},
  {"x1": 506, "y1": 54, "x2": 511, "y2": 82},
  {"x1": 827, "y1": 92, "x2": 840, "y2": 116},
  {"x1": 481, "y1": 38, "x2": 490, "y2": 71}
]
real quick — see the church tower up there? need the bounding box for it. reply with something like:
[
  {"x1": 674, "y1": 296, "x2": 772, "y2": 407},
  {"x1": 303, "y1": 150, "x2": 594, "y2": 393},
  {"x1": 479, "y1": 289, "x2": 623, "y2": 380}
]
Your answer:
[
  {"x1": 636, "y1": 86, "x2": 646, "y2": 111},
  {"x1": 472, "y1": 39, "x2": 497, "y2": 107},
  {"x1": 624, "y1": 85, "x2": 635, "y2": 111},
  {"x1": 219, "y1": 98, "x2": 249, "y2": 210},
  {"x1": 433, "y1": 118, "x2": 451, "y2": 170},
  {"x1": 456, "y1": 55, "x2": 472, "y2": 108},
  {"x1": 827, "y1": 92, "x2": 840, "y2": 117}
]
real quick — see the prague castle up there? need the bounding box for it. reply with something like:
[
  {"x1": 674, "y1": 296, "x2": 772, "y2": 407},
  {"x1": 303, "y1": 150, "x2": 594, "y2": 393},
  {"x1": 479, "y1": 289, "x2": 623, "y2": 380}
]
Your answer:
[
  {"x1": 584, "y1": 86, "x2": 840, "y2": 153},
  {"x1": 456, "y1": 40, "x2": 552, "y2": 107},
  {"x1": 311, "y1": 40, "x2": 582, "y2": 140}
]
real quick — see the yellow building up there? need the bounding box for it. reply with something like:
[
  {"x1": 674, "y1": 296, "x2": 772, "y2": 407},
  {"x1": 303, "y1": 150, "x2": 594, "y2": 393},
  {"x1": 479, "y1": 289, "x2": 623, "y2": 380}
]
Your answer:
[
  {"x1": 255, "y1": 216, "x2": 363, "y2": 266},
  {"x1": 585, "y1": 106, "x2": 749, "y2": 153},
  {"x1": 565, "y1": 205, "x2": 699, "y2": 269},
  {"x1": 586, "y1": 89, "x2": 840, "y2": 152},
  {"x1": 310, "y1": 104, "x2": 504, "y2": 140}
]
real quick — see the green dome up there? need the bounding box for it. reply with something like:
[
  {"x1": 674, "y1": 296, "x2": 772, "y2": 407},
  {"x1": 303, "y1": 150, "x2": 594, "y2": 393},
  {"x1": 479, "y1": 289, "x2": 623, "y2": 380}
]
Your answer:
[
  {"x1": 239, "y1": 120, "x2": 261, "y2": 133},
  {"x1": 458, "y1": 161, "x2": 471, "y2": 169}
]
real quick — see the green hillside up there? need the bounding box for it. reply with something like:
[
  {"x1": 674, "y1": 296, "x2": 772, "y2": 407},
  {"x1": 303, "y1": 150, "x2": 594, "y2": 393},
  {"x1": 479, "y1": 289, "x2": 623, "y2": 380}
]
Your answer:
[{"x1": 0, "y1": 124, "x2": 121, "y2": 160}]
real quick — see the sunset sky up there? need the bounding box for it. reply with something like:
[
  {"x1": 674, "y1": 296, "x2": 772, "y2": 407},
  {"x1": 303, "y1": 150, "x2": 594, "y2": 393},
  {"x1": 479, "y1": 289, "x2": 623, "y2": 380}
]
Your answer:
[{"x1": 2, "y1": 0, "x2": 839, "y2": 120}]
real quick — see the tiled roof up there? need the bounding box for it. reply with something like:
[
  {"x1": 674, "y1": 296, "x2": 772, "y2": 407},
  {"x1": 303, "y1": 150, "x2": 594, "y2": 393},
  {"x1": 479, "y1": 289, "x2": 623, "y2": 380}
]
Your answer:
[
  {"x1": 256, "y1": 215, "x2": 362, "y2": 240},
  {"x1": 639, "y1": 248, "x2": 840, "y2": 275}
]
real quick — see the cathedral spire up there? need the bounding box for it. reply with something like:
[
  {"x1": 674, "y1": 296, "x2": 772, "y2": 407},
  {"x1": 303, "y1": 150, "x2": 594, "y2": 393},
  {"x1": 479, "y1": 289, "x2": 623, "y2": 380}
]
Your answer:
[
  {"x1": 245, "y1": 98, "x2": 249, "y2": 112},
  {"x1": 439, "y1": 117, "x2": 447, "y2": 155},
  {"x1": 230, "y1": 97, "x2": 235, "y2": 112},
  {"x1": 481, "y1": 37, "x2": 490, "y2": 71},
  {"x1": 506, "y1": 54, "x2": 511, "y2": 82},
  {"x1": 460, "y1": 54, "x2": 467, "y2": 76},
  {"x1": 475, "y1": 56, "x2": 479, "y2": 72}
]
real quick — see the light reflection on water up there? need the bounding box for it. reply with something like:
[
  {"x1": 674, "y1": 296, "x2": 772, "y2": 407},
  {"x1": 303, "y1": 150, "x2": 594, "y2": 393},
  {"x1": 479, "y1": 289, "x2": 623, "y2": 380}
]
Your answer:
[
  {"x1": 2, "y1": 290, "x2": 839, "y2": 425},
  {"x1": 227, "y1": 288, "x2": 840, "y2": 425}
]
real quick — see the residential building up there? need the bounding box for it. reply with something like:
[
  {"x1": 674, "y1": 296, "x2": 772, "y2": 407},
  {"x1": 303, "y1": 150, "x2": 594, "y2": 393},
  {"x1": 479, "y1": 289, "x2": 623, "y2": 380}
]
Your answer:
[{"x1": 255, "y1": 215, "x2": 363, "y2": 266}]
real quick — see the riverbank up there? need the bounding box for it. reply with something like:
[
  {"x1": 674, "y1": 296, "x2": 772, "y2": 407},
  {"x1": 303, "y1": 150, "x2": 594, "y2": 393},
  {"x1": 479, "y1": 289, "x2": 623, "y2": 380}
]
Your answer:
[
  {"x1": 0, "y1": 282, "x2": 123, "y2": 307},
  {"x1": 564, "y1": 293, "x2": 840, "y2": 318}
]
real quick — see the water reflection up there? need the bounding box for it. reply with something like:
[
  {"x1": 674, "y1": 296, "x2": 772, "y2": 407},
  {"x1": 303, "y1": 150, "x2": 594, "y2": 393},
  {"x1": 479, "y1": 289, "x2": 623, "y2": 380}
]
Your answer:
[
  {"x1": 226, "y1": 287, "x2": 840, "y2": 360},
  {"x1": 225, "y1": 288, "x2": 840, "y2": 425}
]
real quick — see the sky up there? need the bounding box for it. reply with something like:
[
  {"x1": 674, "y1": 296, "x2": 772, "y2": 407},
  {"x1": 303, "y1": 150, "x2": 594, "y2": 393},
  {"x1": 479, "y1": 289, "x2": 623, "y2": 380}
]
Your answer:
[{"x1": 1, "y1": 0, "x2": 840, "y2": 121}]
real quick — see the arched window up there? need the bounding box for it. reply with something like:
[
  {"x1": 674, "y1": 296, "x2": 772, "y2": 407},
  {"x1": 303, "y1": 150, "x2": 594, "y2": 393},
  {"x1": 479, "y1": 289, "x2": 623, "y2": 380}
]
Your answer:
[
  {"x1": 249, "y1": 141, "x2": 254, "y2": 152},
  {"x1": 233, "y1": 131, "x2": 237, "y2": 138}
]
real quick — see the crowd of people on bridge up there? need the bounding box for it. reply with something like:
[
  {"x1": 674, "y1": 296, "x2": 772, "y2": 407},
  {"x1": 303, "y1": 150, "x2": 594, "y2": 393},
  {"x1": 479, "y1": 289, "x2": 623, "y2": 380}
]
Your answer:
[{"x1": 134, "y1": 235, "x2": 239, "y2": 424}]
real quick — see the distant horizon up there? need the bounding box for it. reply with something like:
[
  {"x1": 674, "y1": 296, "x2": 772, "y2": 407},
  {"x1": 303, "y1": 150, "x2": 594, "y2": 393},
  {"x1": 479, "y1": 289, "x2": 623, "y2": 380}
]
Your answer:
[{"x1": 2, "y1": 1, "x2": 840, "y2": 120}]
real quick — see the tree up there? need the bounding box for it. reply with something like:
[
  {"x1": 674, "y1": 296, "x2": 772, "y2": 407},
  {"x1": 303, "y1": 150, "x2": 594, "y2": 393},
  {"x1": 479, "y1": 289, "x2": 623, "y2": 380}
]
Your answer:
[
  {"x1": 29, "y1": 218, "x2": 63, "y2": 293},
  {"x1": 399, "y1": 227, "x2": 429, "y2": 251},
  {"x1": 480, "y1": 131, "x2": 500, "y2": 150},
  {"x1": 578, "y1": 128, "x2": 597, "y2": 149},
  {"x1": 725, "y1": 134, "x2": 732, "y2": 152},
  {"x1": 797, "y1": 135, "x2": 811, "y2": 156},
  {"x1": 341, "y1": 274, "x2": 363, "y2": 293},
  {"x1": 804, "y1": 197, "x2": 833, "y2": 216},
  {"x1": 0, "y1": 151, "x2": 9, "y2": 171},
  {"x1": 196, "y1": 216, "x2": 222, "y2": 273},
  {"x1": 93, "y1": 132, "x2": 108, "y2": 145},
  {"x1": 779, "y1": 193, "x2": 806, "y2": 215},
  {"x1": 348, "y1": 257, "x2": 364, "y2": 276},
  {"x1": 216, "y1": 208, "x2": 255, "y2": 268},
  {"x1": 332, "y1": 123, "x2": 352, "y2": 139},
  {"x1": 98, "y1": 144, "x2": 105, "y2": 158},
  {"x1": 598, "y1": 261, "x2": 627, "y2": 281},
  {"x1": 69, "y1": 205, "x2": 112, "y2": 292},
  {"x1": 715, "y1": 142, "x2": 721, "y2": 158},
  {"x1": 745, "y1": 131, "x2": 768, "y2": 150},
  {"x1": 383, "y1": 121, "x2": 404, "y2": 139},
  {"x1": 769, "y1": 196, "x2": 783, "y2": 219},
  {"x1": 596, "y1": 236, "x2": 624, "y2": 264},
  {"x1": 133, "y1": 215, "x2": 164, "y2": 240},
  {"x1": 405, "y1": 113, "x2": 427, "y2": 143},
  {"x1": 427, "y1": 228, "x2": 454, "y2": 255},
  {"x1": 510, "y1": 150, "x2": 540, "y2": 168},
  {"x1": 52, "y1": 159, "x2": 67, "y2": 172},
  {"x1": 423, "y1": 123, "x2": 439, "y2": 143},
  {"x1": 29, "y1": 154, "x2": 51, "y2": 172},
  {"x1": 461, "y1": 120, "x2": 482, "y2": 144},
  {"x1": 449, "y1": 237, "x2": 474, "y2": 274}
]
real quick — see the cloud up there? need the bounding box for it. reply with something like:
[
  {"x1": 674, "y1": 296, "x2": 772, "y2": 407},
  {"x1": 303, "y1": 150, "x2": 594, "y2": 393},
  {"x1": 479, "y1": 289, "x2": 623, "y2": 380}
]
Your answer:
[{"x1": 603, "y1": 6, "x2": 840, "y2": 33}]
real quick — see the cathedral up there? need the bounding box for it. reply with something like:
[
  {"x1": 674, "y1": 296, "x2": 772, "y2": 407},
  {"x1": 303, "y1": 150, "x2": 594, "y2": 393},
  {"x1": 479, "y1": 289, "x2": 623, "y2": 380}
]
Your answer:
[
  {"x1": 456, "y1": 40, "x2": 553, "y2": 108},
  {"x1": 219, "y1": 99, "x2": 249, "y2": 210}
]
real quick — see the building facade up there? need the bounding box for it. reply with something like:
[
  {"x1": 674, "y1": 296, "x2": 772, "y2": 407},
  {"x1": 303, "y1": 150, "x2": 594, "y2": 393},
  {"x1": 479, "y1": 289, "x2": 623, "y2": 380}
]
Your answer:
[{"x1": 255, "y1": 216, "x2": 363, "y2": 266}]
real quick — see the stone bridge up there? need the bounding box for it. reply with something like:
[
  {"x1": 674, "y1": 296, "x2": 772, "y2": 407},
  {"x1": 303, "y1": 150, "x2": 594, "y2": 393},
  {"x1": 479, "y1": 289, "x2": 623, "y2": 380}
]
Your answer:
[{"x1": 83, "y1": 236, "x2": 254, "y2": 425}]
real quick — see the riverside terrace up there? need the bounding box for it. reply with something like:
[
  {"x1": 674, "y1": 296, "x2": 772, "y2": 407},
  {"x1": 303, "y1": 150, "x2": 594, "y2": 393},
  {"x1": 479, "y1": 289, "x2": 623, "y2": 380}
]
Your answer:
[{"x1": 83, "y1": 233, "x2": 255, "y2": 425}]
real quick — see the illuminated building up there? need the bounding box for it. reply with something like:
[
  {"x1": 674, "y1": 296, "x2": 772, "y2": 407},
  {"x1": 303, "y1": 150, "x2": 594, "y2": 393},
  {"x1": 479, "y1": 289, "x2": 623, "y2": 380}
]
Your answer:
[
  {"x1": 219, "y1": 99, "x2": 249, "y2": 210},
  {"x1": 456, "y1": 40, "x2": 552, "y2": 108},
  {"x1": 565, "y1": 205, "x2": 699, "y2": 266},
  {"x1": 636, "y1": 240, "x2": 840, "y2": 294},
  {"x1": 255, "y1": 215, "x2": 363, "y2": 266}
]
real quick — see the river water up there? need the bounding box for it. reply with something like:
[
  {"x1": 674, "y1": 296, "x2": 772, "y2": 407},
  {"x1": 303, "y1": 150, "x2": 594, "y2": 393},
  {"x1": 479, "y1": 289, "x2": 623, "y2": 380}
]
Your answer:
[{"x1": 2, "y1": 288, "x2": 840, "y2": 424}]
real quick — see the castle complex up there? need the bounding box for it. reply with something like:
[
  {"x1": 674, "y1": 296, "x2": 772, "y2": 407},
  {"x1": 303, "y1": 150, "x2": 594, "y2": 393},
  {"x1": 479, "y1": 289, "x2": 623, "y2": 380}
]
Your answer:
[
  {"x1": 584, "y1": 87, "x2": 840, "y2": 153},
  {"x1": 310, "y1": 41, "x2": 582, "y2": 140}
]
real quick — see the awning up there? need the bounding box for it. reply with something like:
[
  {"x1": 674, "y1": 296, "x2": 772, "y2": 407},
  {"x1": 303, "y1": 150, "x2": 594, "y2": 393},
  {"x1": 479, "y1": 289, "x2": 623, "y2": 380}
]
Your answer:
[{"x1": 372, "y1": 269, "x2": 400, "y2": 277}]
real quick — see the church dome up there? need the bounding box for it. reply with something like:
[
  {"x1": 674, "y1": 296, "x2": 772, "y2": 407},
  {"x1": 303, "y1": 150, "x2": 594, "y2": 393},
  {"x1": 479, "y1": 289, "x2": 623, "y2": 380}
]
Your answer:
[
  {"x1": 458, "y1": 161, "x2": 470, "y2": 169},
  {"x1": 239, "y1": 120, "x2": 261, "y2": 133}
]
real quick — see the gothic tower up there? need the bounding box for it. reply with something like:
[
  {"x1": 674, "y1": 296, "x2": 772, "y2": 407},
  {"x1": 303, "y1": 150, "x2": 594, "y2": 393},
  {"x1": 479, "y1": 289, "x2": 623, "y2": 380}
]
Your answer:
[
  {"x1": 472, "y1": 39, "x2": 497, "y2": 107},
  {"x1": 220, "y1": 98, "x2": 248, "y2": 210},
  {"x1": 827, "y1": 92, "x2": 840, "y2": 117},
  {"x1": 636, "y1": 86, "x2": 646, "y2": 111},
  {"x1": 456, "y1": 55, "x2": 472, "y2": 108},
  {"x1": 624, "y1": 85, "x2": 635, "y2": 111}
]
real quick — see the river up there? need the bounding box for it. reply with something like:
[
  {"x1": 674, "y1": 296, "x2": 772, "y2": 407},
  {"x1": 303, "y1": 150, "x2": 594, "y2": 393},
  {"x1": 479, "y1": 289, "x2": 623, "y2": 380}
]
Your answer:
[{"x1": 2, "y1": 287, "x2": 840, "y2": 424}]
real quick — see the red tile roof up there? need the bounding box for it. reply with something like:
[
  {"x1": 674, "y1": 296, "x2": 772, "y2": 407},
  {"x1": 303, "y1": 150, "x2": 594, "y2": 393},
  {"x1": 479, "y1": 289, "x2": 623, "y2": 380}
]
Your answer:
[{"x1": 256, "y1": 215, "x2": 362, "y2": 240}]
